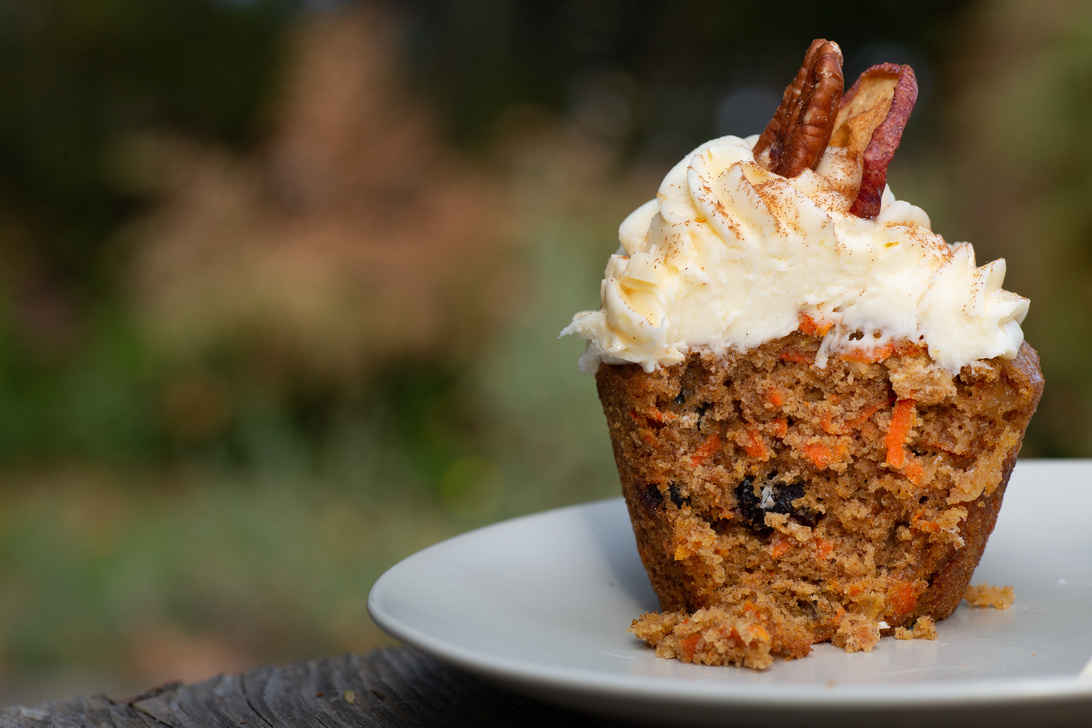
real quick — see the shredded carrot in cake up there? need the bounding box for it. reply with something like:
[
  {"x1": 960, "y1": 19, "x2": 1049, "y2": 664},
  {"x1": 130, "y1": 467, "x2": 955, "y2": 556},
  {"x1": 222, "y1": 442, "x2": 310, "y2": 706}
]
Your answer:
[
  {"x1": 802, "y1": 442, "x2": 834, "y2": 469},
  {"x1": 742, "y1": 427, "x2": 768, "y2": 459},
  {"x1": 779, "y1": 349, "x2": 812, "y2": 364},
  {"x1": 801, "y1": 441, "x2": 846, "y2": 470},
  {"x1": 843, "y1": 345, "x2": 895, "y2": 363},
  {"x1": 818, "y1": 412, "x2": 838, "y2": 435},
  {"x1": 690, "y1": 434, "x2": 722, "y2": 467},
  {"x1": 885, "y1": 398, "x2": 916, "y2": 468},
  {"x1": 843, "y1": 340, "x2": 928, "y2": 364},
  {"x1": 631, "y1": 408, "x2": 676, "y2": 426},
  {"x1": 848, "y1": 400, "x2": 889, "y2": 429},
  {"x1": 679, "y1": 632, "x2": 701, "y2": 661},
  {"x1": 911, "y1": 509, "x2": 942, "y2": 534},
  {"x1": 772, "y1": 417, "x2": 788, "y2": 438},
  {"x1": 798, "y1": 313, "x2": 833, "y2": 337},
  {"x1": 904, "y1": 460, "x2": 925, "y2": 484},
  {"x1": 887, "y1": 580, "x2": 919, "y2": 621},
  {"x1": 770, "y1": 535, "x2": 793, "y2": 559}
]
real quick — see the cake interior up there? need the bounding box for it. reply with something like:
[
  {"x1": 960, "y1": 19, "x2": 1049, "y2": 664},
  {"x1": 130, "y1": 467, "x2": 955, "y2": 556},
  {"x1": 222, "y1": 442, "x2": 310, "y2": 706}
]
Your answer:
[{"x1": 596, "y1": 332, "x2": 1043, "y2": 668}]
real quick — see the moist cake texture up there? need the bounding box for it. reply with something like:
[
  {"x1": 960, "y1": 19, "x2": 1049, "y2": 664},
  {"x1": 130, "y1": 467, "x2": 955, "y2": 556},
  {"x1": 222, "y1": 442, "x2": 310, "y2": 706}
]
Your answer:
[{"x1": 597, "y1": 332, "x2": 1041, "y2": 668}]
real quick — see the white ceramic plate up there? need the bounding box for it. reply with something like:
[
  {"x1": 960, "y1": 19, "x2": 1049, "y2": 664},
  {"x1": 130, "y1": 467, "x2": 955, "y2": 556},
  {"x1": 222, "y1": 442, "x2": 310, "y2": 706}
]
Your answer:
[{"x1": 368, "y1": 460, "x2": 1092, "y2": 726}]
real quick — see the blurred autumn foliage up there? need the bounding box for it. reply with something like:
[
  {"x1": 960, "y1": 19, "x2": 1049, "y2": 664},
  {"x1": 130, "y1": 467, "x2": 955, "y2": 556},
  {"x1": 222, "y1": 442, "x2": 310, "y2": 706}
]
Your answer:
[
  {"x1": 950, "y1": 1, "x2": 1092, "y2": 456},
  {"x1": 120, "y1": 7, "x2": 514, "y2": 445},
  {"x1": 0, "y1": 0, "x2": 1087, "y2": 705}
]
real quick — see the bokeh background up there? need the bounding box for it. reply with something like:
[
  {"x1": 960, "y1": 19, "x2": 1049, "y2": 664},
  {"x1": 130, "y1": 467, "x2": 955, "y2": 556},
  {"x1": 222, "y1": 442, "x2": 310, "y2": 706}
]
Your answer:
[{"x1": 0, "y1": 0, "x2": 1086, "y2": 705}]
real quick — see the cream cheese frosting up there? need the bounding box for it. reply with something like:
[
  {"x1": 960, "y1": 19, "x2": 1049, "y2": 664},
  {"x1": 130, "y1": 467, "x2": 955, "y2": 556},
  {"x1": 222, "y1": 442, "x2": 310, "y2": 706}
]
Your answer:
[{"x1": 562, "y1": 134, "x2": 1028, "y2": 373}]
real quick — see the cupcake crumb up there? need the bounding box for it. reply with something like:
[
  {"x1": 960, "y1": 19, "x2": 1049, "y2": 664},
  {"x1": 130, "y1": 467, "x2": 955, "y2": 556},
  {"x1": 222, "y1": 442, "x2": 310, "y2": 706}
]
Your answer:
[
  {"x1": 895, "y1": 616, "x2": 938, "y2": 640},
  {"x1": 963, "y1": 583, "x2": 1014, "y2": 609}
]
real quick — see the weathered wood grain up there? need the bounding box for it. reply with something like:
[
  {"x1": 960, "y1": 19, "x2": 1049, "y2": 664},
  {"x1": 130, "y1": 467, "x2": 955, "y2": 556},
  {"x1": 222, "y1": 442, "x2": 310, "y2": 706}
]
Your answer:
[{"x1": 0, "y1": 648, "x2": 601, "y2": 728}]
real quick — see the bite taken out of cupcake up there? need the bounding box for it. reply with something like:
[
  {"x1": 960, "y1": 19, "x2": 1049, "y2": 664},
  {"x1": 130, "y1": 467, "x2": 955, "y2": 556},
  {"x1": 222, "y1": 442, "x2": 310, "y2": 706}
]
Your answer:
[{"x1": 562, "y1": 39, "x2": 1043, "y2": 669}]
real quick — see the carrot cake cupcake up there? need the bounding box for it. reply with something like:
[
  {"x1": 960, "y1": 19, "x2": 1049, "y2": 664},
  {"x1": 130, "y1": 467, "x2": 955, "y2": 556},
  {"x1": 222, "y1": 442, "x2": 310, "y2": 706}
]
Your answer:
[{"x1": 562, "y1": 39, "x2": 1043, "y2": 669}]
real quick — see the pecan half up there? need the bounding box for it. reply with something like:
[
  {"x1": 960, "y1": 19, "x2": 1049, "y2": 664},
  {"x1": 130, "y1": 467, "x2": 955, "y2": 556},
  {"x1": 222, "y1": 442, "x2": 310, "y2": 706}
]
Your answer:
[
  {"x1": 753, "y1": 39, "x2": 844, "y2": 178},
  {"x1": 830, "y1": 63, "x2": 919, "y2": 218}
]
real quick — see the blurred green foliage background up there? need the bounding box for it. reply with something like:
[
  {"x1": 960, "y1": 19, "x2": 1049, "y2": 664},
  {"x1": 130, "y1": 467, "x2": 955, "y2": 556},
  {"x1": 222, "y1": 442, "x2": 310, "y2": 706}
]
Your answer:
[{"x1": 0, "y1": 0, "x2": 1085, "y2": 704}]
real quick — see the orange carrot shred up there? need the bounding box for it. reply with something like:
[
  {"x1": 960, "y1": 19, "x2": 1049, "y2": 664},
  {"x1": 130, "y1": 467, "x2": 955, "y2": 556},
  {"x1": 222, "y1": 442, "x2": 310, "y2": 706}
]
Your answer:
[
  {"x1": 744, "y1": 623, "x2": 771, "y2": 643},
  {"x1": 847, "y1": 401, "x2": 886, "y2": 429},
  {"x1": 888, "y1": 580, "x2": 919, "y2": 619},
  {"x1": 645, "y1": 408, "x2": 676, "y2": 423},
  {"x1": 842, "y1": 339, "x2": 927, "y2": 364},
  {"x1": 690, "y1": 433, "x2": 722, "y2": 467},
  {"x1": 904, "y1": 460, "x2": 925, "y2": 484},
  {"x1": 779, "y1": 350, "x2": 812, "y2": 364},
  {"x1": 631, "y1": 408, "x2": 676, "y2": 427},
  {"x1": 802, "y1": 442, "x2": 834, "y2": 469},
  {"x1": 766, "y1": 388, "x2": 785, "y2": 407},
  {"x1": 798, "y1": 313, "x2": 833, "y2": 337},
  {"x1": 819, "y1": 412, "x2": 839, "y2": 435},
  {"x1": 680, "y1": 632, "x2": 701, "y2": 661},
  {"x1": 842, "y1": 343, "x2": 895, "y2": 363},
  {"x1": 771, "y1": 535, "x2": 793, "y2": 559},
  {"x1": 743, "y1": 427, "x2": 768, "y2": 459},
  {"x1": 911, "y1": 509, "x2": 941, "y2": 533},
  {"x1": 885, "y1": 398, "x2": 916, "y2": 469}
]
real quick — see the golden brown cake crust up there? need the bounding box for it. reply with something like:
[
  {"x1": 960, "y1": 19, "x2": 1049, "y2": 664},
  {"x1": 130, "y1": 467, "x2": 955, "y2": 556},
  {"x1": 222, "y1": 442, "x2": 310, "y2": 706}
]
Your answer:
[{"x1": 598, "y1": 335, "x2": 1042, "y2": 667}]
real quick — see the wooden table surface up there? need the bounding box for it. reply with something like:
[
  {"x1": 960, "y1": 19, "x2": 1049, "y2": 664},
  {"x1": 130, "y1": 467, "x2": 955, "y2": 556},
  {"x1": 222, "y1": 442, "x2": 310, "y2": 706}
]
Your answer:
[
  {"x1": 0, "y1": 647, "x2": 614, "y2": 728},
  {"x1": 5, "y1": 645, "x2": 1092, "y2": 728}
]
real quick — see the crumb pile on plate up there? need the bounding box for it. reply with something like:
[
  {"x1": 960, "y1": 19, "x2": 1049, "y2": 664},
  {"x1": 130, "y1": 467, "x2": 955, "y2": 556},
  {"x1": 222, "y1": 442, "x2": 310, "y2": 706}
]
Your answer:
[{"x1": 563, "y1": 39, "x2": 1043, "y2": 668}]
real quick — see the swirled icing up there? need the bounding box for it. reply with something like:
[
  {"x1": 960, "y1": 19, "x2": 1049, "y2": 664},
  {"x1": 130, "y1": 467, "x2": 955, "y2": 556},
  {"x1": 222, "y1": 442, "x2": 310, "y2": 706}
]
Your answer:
[{"x1": 562, "y1": 135, "x2": 1027, "y2": 373}]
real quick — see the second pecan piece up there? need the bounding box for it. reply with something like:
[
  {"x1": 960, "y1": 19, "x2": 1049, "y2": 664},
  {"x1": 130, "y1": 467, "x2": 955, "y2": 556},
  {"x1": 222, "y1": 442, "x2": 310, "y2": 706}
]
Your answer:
[
  {"x1": 753, "y1": 39, "x2": 844, "y2": 178},
  {"x1": 830, "y1": 63, "x2": 919, "y2": 218}
]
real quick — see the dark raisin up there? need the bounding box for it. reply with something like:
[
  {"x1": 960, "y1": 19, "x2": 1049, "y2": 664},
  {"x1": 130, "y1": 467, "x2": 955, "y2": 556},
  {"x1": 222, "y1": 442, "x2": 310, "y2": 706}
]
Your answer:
[
  {"x1": 772, "y1": 482, "x2": 821, "y2": 527},
  {"x1": 674, "y1": 389, "x2": 688, "y2": 406},
  {"x1": 639, "y1": 483, "x2": 664, "y2": 511},
  {"x1": 696, "y1": 402, "x2": 712, "y2": 431},
  {"x1": 735, "y1": 475, "x2": 766, "y2": 532},
  {"x1": 667, "y1": 482, "x2": 691, "y2": 508},
  {"x1": 734, "y1": 476, "x2": 821, "y2": 533},
  {"x1": 771, "y1": 481, "x2": 804, "y2": 513}
]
